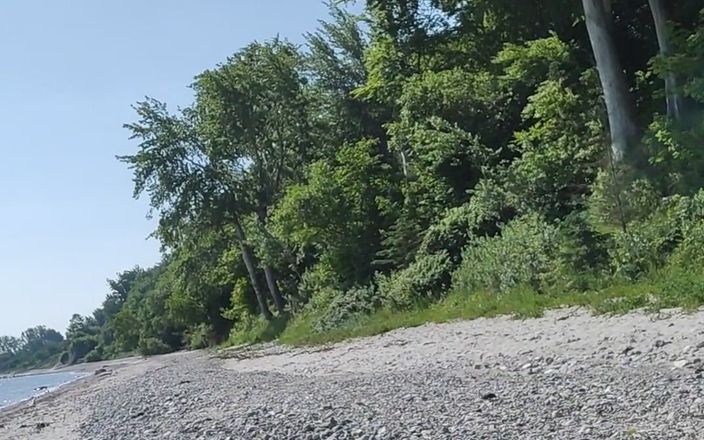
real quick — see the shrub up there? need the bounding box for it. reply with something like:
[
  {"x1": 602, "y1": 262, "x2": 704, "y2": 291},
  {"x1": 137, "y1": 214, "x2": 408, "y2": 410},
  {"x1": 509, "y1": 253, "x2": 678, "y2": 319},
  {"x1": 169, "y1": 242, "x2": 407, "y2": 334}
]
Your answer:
[
  {"x1": 452, "y1": 213, "x2": 602, "y2": 295},
  {"x1": 297, "y1": 262, "x2": 341, "y2": 304},
  {"x1": 669, "y1": 221, "x2": 704, "y2": 268},
  {"x1": 227, "y1": 315, "x2": 287, "y2": 346},
  {"x1": 377, "y1": 251, "x2": 453, "y2": 309},
  {"x1": 506, "y1": 72, "x2": 605, "y2": 219},
  {"x1": 221, "y1": 278, "x2": 258, "y2": 325},
  {"x1": 138, "y1": 338, "x2": 173, "y2": 356},
  {"x1": 610, "y1": 222, "x2": 674, "y2": 281},
  {"x1": 84, "y1": 347, "x2": 104, "y2": 363},
  {"x1": 587, "y1": 170, "x2": 661, "y2": 231},
  {"x1": 653, "y1": 267, "x2": 704, "y2": 310},
  {"x1": 610, "y1": 190, "x2": 704, "y2": 280},
  {"x1": 186, "y1": 323, "x2": 213, "y2": 350},
  {"x1": 313, "y1": 285, "x2": 380, "y2": 332},
  {"x1": 417, "y1": 180, "x2": 508, "y2": 262},
  {"x1": 453, "y1": 214, "x2": 557, "y2": 294},
  {"x1": 644, "y1": 115, "x2": 704, "y2": 194},
  {"x1": 68, "y1": 335, "x2": 99, "y2": 362}
]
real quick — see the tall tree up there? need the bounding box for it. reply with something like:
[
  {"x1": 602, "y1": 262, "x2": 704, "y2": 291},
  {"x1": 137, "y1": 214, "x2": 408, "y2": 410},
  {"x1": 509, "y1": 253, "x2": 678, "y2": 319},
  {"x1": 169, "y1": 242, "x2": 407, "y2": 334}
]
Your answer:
[
  {"x1": 121, "y1": 100, "x2": 273, "y2": 320},
  {"x1": 193, "y1": 39, "x2": 313, "y2": 313},
  {"x1": 581, "y1": 0, "x2": 641, "y2": 163},
  {"x1": 648, "y1": 0, "x2": 684, "y2": 120}
]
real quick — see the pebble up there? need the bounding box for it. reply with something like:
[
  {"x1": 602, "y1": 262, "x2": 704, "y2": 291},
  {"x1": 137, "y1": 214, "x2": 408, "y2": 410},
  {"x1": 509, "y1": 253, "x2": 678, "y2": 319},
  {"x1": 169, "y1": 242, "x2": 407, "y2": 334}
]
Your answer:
[{"x1": 27, "y1": 308, "x2": 703, "y2": 440}]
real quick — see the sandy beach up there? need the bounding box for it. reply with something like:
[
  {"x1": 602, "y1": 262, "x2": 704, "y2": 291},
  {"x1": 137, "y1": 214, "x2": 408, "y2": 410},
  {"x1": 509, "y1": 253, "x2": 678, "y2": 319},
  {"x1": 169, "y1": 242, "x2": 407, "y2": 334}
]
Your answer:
[{"x1": 2, "y1": 307, "x2": 704, "y2": 439}]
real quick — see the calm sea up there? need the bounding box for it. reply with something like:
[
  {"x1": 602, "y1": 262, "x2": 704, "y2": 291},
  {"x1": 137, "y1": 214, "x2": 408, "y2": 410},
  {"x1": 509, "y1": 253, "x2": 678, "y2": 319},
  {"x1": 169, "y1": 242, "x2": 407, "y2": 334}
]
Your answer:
[{"x1": 0, "y1": 371, "x2": 85, "y2": 408}]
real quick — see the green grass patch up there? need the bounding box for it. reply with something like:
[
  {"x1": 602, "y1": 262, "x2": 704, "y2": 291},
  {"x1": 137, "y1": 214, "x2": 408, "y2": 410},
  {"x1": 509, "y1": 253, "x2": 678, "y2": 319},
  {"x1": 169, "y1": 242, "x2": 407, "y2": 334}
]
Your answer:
[
  {"x1": 278, "y1": 268, "x2": 704, "y2": 346},
  {"x1": 225, "y1": 315, "x2": 289, "y2": 347}
]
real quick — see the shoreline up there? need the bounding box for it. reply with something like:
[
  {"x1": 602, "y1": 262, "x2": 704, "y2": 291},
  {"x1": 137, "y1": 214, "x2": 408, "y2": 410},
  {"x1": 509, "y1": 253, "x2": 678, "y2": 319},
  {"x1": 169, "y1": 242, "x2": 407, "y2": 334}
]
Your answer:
[
  {"x1": 3, "y1": 308, "x2": 704, "y2": 438},
  {"x1": 0, "y1": 355, "x2": 147, "y2": 415},
  {"x1": 0, "y1": 372, "x2": 93, "y2": 418},
  {"x1": 0, "y1": 371, "x2": 91, "y2": 416},
  {"x1": 0, "y1": 353, "x2": 176, "y2": 439}
]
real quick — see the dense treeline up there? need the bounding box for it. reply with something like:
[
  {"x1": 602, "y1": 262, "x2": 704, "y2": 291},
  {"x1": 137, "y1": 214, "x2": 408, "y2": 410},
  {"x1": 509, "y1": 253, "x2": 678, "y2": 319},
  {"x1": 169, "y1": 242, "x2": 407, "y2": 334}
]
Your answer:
[
  {"x1": 3, "y1": 0, "x2": 704, "y2": 368},
  {"x1": 0, "y1": 328, "x2": 64, "y2": 372}
]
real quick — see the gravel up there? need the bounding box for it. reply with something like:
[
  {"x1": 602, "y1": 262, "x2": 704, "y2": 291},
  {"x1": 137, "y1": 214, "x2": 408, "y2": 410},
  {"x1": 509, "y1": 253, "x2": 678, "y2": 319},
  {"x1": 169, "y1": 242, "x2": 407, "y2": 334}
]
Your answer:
[{"x1": 9, "y1": 307, "x2": 704, "y2": 439}]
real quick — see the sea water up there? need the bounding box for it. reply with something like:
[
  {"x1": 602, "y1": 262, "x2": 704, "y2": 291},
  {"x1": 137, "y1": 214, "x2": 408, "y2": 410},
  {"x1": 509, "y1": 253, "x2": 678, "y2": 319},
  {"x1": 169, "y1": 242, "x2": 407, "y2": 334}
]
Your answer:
[{"x1": 0, "y1": 371, "x2": 85, "y2": 408}]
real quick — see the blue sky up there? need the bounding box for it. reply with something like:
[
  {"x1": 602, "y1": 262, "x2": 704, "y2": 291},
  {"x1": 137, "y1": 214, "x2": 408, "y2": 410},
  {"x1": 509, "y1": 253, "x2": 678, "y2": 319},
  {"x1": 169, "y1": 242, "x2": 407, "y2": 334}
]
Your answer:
[{"x1": 0, "y1": 0, "x2": 344, "y2": 337}]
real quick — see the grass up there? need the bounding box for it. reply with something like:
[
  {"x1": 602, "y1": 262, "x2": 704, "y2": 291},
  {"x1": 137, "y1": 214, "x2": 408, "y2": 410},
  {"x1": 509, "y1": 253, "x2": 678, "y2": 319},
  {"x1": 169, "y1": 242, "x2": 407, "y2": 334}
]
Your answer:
[
  {"x1": 225, "y1": 315, "x2": 289, "y2": 346},
  {"x1": 223, "y1": 266, "x2": 704, "y2": 349}
]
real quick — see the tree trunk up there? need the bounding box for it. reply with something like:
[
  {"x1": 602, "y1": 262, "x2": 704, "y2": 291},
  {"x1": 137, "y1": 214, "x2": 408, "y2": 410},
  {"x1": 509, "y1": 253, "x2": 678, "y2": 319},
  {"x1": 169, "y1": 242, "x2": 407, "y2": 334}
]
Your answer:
[
  {"x1": 234, "y1": 219, "x2": 272, "y2": 321},
  {"x1": 255, "y1": 208, "x2": 286, "y2": 314},
  {"x1": 648, "y1": 0, "x2": 684, "y2": 120},
  {"x1": 264, "y1": 265, "x2": 286, "y2": 313},
  {"x1": 582, "y1": 0, "x2": 641, "y2": 163}
]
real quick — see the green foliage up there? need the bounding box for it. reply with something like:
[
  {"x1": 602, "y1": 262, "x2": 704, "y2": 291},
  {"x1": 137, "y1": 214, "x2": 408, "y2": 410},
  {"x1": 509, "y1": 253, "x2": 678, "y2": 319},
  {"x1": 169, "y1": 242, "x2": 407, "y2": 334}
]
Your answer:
[
  {"x1": 272, "y1": 139, "x2": 396, "y2": 290},
  {"x1": 645, "y1": 115, "x2": 704, "y2": 194},
  {"x1": 0, "y1": 327, "x2": 65, "y2": 373},
  {"x1": 416, "y1": 180, "x2": 509, "y2": 261},
  {"x1": 610, "y1": 191, "x2": 704, "y2": 280},
  {"x1": 453, "y1": 214, "x2": 604, "y2": 295},
  {"x1": 377, "y1": 251, "x2": 453, "y2": 309},
  {"x1": 587, "y1": 170, "x2": 662, "y2": 230},
  {"x1": 227, "y1": 316, "x2": 288, "y2": 346},
  {"x1": 508, "y1": 72, "x2": 605, "y2": 217},
  {"x1": 311, "y1": 285, "x2": 380, "y2": 332},
  {"x1": 84, "y1": 347, "x2": 104, "y2": 363},
  {"x1": 453, "y1": 214, "x2": 557, "y2": 294},
  {"x1": 186, "y1": 324, "x2": 214, "y2": 350},
  {"x1": 67, "y1": 335, "x2": 99, "y2": 363},
  {"x1": 13, "y1": 0, "x2": 704, "y2": 367},
  {"x1": 221, "y1": 278, "x2": 258, "y2": 324},
  {"x1": 296, "y1": 262, "x2": 342, "y2": 305},
  {"x1": 668, "y1": 220, "x2": 704, "y2": 268},
  {"x1": 138, "y1": 338, "x2": 174, "y2": 356}
]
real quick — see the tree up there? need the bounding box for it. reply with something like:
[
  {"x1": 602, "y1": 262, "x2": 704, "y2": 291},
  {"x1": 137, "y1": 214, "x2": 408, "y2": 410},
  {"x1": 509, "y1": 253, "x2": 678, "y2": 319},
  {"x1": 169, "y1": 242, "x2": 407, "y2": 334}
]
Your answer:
[
  {"x1": 581, "y1": 0, "x2": 641, "y2": 163},
  {"x1": 648, "y1": 0, "x2": 685, "y2": 120},
  {"x1": 121, "y1": 99, "x2": 274, "y2": 320},
  {"x1": 0, "y1": 336, "x2": 21, "y2": 355},
  {"x1": 193, "y1": 39, "x2": 314, "y2": 313}
]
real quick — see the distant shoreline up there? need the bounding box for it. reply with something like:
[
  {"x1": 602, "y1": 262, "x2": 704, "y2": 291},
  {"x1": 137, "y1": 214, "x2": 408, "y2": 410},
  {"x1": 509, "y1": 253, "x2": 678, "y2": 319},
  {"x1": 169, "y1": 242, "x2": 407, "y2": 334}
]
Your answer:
[
  {"x1": 0, "y1": 354, "x2": 145, "y2": 418},
  {"x1": 0, "y1": 371, "x2": 90, "y2": 414}
]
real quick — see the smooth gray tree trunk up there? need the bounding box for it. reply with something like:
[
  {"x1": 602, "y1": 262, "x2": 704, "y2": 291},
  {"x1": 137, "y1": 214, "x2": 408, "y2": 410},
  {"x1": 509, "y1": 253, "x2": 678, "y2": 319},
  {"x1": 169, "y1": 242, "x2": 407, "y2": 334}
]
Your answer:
[
  {"x1": 254, "y1": 209, "x2": 286, "y2": 314},
  {"x1": 234, "y1": 219, "x2": 272, "y2": 320},
  {"x1": 264, "y1": 265, "x2": 286, "y2": 314},
  {"x1": 582, "y1": 0, "x2": 641, "y2": 163},
  {"x1": 648, "y1": 0, "x2": 684, "y2": 120}
]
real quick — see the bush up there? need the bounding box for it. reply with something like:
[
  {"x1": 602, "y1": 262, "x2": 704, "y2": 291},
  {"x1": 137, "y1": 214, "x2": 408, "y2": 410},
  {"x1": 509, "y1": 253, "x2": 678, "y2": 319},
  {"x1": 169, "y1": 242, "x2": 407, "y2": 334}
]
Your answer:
[
  {"x1": 313, "y1": 285, "x2": 380, "y2": 332},
  {"x1": 227, "y1": 315, "x2": 287, "y2": 346},
  {"x1": 644, "y1": 115, "x2": 704, "y2": 194},
  {"x1": 610, "y1": 190, "x2": 704, "y2": 280},
  {"x1": 377, "y1": 251, "x2": 453, "y2": 309},
  {"x1": 186, "y1": 323, "x2": 213, "y2": 350},
  {"x1": 138, "y1": 338, "x2": 173, "y2": 356},
  {"x1": 417, "y1": 180, "x2": 508, "y2": 262},
  {"x1": 452, "y1": 213, "x2": 601, "y2": 295},
  {"x1": 84, "y1": 347, "x2": 104, "y2": 363},
  {"x1": 453, "y1": 214, "x2": 556, "y2": 294},
  {"x1": 68, "y1": 335, "x2": 99, "y2": 363},
  {"x1": 297, "y1": 262, "x2": 341, "y2": 304},
  {"x1": 669, "y1": 221, "x2": 704, "y2": 268},
  {"x1": 653, "y1": 267, "x2": 704, "y2": 309},
  {"x1": 610, "y1": 223, "x2": 673, "y2": 281},
  {"x1": 587, "y1": 170, "x2": 661, "y2": 231},
  {"x1": 506, "y1": 71, "x2": 605, "y2": 219}
]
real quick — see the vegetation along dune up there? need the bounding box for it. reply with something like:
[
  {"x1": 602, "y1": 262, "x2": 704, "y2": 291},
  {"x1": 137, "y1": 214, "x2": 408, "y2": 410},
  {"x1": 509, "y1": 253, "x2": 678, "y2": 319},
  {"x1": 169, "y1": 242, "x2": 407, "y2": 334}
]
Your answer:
[{"x1": 3, "y1": 0, "x2": 704, "y2": 438}]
